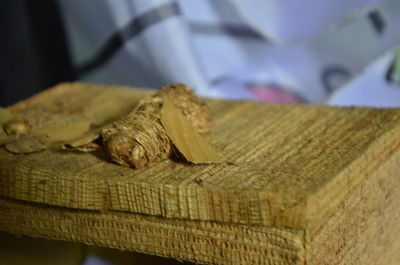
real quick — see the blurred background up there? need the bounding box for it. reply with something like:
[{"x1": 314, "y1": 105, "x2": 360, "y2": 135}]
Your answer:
[
  {"x1": 0, "y1": 0, "x2": 76, "y2": 106},
  {"x1": 1, "y1": 0, "x2": 400, "y2": 107}
]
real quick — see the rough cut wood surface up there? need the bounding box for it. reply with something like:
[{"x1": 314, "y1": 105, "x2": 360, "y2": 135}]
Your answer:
[
  {"x1": 0, "y1": 82, "x2": 399, "y2": 265},
  {"x1": 0, "y1": 197, "x2": 304, "y2": 265}
]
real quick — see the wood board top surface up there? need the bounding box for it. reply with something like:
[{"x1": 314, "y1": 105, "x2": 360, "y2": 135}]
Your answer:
[{"x1": 1, "y1": 82, "x2": 399, "y2": 229}]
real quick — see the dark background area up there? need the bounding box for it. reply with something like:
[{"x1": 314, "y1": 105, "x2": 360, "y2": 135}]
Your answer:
[{"x1": 0, "y1": 0, "x2": 75, "y2": 106}]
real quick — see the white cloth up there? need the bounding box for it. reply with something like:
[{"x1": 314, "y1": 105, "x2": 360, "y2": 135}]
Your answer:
[
  {"x1": 328, "y1": 50, "x2": 400, "y2": 107},
  {"x1": 57, "y1": 0, "x2": 400, "y2": 105}
]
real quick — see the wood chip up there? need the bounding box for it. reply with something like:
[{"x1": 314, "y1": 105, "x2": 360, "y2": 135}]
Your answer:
[
  {"x1": 3, "y1": 121, "x2": 91, "y2": 154},
  {"x1": 5, "y1": 135, "x2": 52, "y2": 154},
  {"x1": 62, "y1": 129, "x2": 102, "y2": 152},
  {"x1": 34, "y1": 121, "x2": 91, "y2": 142},
  {"x1": 160, "y1": 99, "x2": 222, "y2": 164},
  {"x1": 74, "y1": 142, "x2": 102, "y2": 152}
]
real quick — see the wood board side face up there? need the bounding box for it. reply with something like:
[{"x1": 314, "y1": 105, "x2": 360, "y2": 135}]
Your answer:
[
  {"x1": 0, "y1": 197, "x2": 305, "y2": 265},
  {"x1": 1, "y1": 82, "x2": 400, "y2": 228},
  {"x1": 305, "y1": 139, "x2": 400, "y2": 265},
  {"x1": 274, "y1": 119, "x2": 400, "y2": 228}
]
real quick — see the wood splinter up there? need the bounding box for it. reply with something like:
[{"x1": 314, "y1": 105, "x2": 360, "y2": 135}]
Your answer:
[{"x1": 101, "y1": 83, "x2": 220, "y2": 168}]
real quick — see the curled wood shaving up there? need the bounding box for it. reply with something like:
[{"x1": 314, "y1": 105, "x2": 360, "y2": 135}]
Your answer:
[
  {"x1": 73, "y1": 142, "x2": 102, "y2": 152},
  {"x1": 62, "y1": 129, "x2": 102, "y2": 152},
  {"x1": 102, "y1": 83, "x2": 215, "y2": 168},
  {"x1": 5, "y1": 135, "x2": 51, "y2": 154},
  {"x1": 102, "y1": 101, "x2": 172, "y2": 168},
  {"x1": 2, "y1": 83, "x2": 218, "y2": 164}
]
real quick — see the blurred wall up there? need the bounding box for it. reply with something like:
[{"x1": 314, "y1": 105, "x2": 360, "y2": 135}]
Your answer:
[{"x1": 0, "y1": 0, "x2": 75, "y2": 106}]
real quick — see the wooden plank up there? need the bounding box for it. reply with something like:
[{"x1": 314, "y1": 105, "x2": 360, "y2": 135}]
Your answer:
[
  {"x1": 1, "y1": 83, "x2": 399, "y2": 229},
  {"x1": 0, "y1": 82, "x2": 399, "y2": 264},
  {"x1": 305, "y1": 138, "x2": 400, "y2": 264}
]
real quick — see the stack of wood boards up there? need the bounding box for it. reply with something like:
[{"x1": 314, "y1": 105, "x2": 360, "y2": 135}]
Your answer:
[{"x1": 0, "y1": 82, "x2": 399, "y2": 265}]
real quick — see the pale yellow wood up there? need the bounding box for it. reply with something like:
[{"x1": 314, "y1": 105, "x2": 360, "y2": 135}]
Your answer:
[
  {"x1": 0, "y1": 82, "x2": 399, "y2": 265},
  {"x1": 1, "y1": 83, "x2": 399, "y2": 228},
  {"x1": 34, "y1": 120, "x2": 90, "y2": 143},
  {"x1": 376, "y1": 237, "x2": 400, "y2": 265},
  {"x1": 305, "y1": 141, "x2": 400, "y2": 264},
  {"x1": 0, "y1": 197, "x2": 304, "y2": 265},
  {"x1": 160, "y1": 99, "x2": 221, "y2": 163}
]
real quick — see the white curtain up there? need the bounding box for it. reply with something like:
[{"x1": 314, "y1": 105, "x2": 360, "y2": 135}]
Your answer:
[{"x1": 58, "y1": 0, "x2": 400, "y2": 106}]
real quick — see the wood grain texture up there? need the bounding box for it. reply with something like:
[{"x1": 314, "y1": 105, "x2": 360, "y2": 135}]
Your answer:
[
  {"x1": 160, "y1": 99, "x2": 221, "y2": 164},
  {"x1": 1, "y1": 83, "x2": 399, "y2": 228},
  {"x1": 0, "y1": 82, "x2": 399, "y2": 264},
  {"x1": 0, "y1": 197, "x2": 304, "y2": 265},
  {"x1": 305, "y1": 140, "x2": 400, "y2": 264}
]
